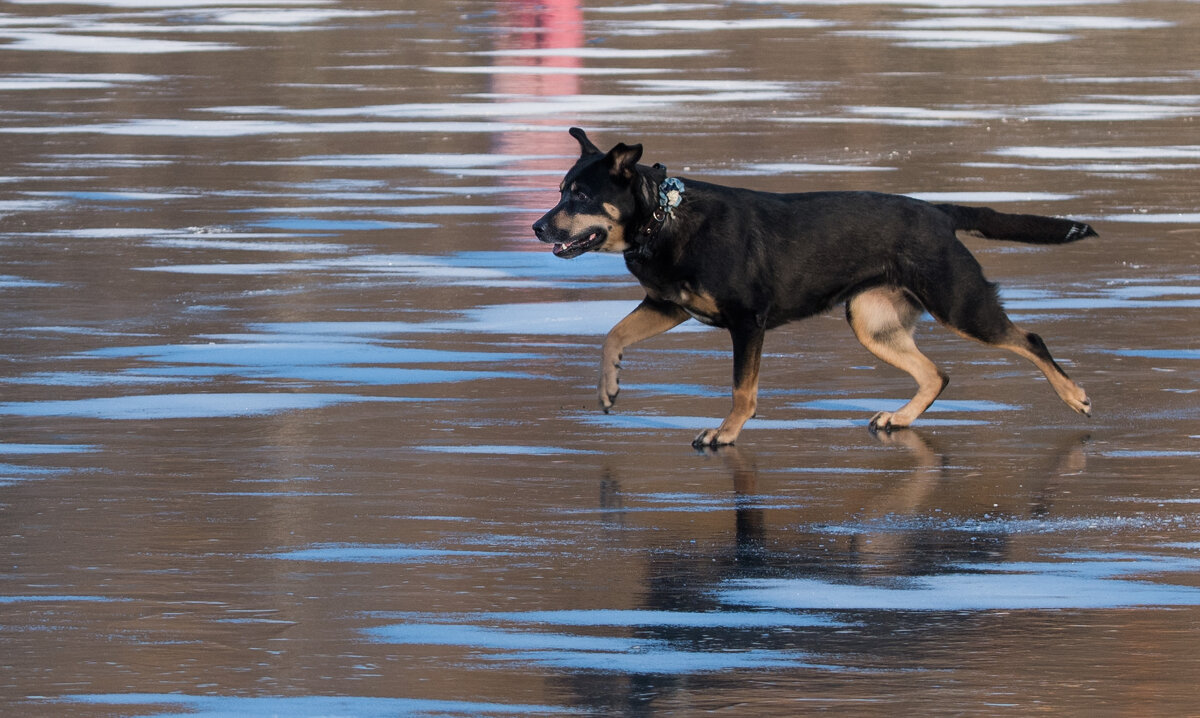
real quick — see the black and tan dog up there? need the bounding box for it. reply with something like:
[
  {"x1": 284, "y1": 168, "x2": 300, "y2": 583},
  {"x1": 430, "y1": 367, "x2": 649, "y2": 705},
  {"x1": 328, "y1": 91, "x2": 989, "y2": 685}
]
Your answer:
[{"x1": 534, "y1": 127, "x2": 1095, "y2": 447}]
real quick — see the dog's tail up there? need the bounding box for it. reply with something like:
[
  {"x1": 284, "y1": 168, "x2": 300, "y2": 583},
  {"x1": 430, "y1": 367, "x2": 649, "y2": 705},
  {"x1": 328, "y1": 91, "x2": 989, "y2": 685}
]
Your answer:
[{"x1": 935, "y1": 203, "x2": 1097, "y2": 244}]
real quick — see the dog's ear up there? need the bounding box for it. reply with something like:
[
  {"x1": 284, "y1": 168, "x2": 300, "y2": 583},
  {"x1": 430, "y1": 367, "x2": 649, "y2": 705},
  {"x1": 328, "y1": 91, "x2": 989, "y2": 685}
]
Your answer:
[
  {"x1": 569, "y1": 127, "x2": 601, "y2": 157},
  {"x1": 606, "y1": 142, "x2": 643, "y2": 180}
]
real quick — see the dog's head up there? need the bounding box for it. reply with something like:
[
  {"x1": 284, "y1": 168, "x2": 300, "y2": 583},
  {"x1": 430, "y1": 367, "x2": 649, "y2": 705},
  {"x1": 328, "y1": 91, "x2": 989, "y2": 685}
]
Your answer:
[{"x1": 533, "y1": 127, "x2": 654, "y2": 259}]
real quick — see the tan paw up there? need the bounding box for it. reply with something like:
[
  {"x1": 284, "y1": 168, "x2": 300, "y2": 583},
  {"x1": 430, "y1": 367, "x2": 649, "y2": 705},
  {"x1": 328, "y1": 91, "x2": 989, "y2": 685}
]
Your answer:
[
  {"x1": 692, "y1": 427, "x2": 738, "y2": 448},
  {"x1": 868, "y1": 411, "x2": 911, "y2": 434}
]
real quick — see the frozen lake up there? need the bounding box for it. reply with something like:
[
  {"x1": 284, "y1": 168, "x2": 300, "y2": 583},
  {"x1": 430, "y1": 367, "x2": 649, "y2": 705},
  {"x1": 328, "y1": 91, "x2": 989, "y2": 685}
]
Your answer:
[{"x1": 2, "y1": 0, "x2": 1198, "y2": 715}]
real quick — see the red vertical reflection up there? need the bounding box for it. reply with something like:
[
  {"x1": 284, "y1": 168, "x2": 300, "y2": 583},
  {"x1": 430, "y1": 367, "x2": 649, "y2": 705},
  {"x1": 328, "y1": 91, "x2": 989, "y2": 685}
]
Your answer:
[
  {"x1": 491, "y1": 0, "x2": 584, "y2": 243},
  {"x1": 492, "y1": 0, "x2": 583, "y2": 98}
]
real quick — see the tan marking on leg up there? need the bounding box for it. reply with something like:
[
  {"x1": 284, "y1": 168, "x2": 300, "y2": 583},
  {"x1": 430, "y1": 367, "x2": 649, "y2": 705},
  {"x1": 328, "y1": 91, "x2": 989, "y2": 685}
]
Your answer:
[
  {"x1": 995, "y1": 326, "x2": 1091, "y2": 416},
  {"x1": 599, "y1": 299, "x2": 689, "y2": 411},
  {"x1": 848, "y1": 287, "x2": 948, "y2": 430},
  {"x1": 695, "y1": 325, "x2": 764, "y2": 446}
]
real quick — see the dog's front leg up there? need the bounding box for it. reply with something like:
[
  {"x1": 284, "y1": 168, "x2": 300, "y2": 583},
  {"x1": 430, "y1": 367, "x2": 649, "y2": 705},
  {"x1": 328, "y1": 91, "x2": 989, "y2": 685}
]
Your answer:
[
  {"x1": 599, "y1": 297, "x2": 689, "y2": 412},
  {"x1": 694, "y1": 321, "x2": 765, "y2": 447}
]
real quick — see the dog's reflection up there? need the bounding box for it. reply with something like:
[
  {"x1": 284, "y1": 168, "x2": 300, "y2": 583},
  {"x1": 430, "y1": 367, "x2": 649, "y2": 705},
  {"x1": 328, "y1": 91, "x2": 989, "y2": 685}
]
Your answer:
[{"x1": 606, "y1": 429, "x2": 1092, "y2": 586}]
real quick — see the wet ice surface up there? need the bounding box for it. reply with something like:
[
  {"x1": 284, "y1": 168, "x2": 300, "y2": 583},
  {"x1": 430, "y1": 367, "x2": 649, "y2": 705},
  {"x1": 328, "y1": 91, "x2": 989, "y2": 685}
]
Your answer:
[{"x1": 2, "y1": 1, "x2": 1199, "y2": 716}]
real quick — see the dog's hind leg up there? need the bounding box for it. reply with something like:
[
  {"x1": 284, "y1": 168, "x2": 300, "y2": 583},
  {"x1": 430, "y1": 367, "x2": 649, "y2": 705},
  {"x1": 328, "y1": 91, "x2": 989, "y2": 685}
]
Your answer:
[
  {"x1": 988, "y1": 324, "x2": 1092, "y2": 416},
  {"x1": 600, "y1": 297, "x2": 689, "y2": 412},
  {"x1": 914, "y1": 242, "x2": 1091, "y2": 417},
  {"x1": 847, "y1": 287, "x2": 949, "y2": 431}
]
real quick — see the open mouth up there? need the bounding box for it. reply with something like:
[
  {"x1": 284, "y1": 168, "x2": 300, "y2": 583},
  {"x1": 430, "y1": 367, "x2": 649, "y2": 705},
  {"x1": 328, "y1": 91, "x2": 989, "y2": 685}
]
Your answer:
[{"x1": 551, "y1": 229, "x2": 607, "y2": 259}]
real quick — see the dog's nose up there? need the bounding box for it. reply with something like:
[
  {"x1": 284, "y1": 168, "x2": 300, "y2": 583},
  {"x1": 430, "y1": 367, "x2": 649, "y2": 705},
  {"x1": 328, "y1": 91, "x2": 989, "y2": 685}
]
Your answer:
[{"x1": 532, "y1": 219, "x2": 546, "y2": 240}]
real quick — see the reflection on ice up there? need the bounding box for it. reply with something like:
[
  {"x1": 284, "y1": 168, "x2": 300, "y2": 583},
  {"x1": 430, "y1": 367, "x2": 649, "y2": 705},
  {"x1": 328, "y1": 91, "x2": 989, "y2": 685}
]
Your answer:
[
  {"x1": 35, "y1": 333, "x2": 539, "y2": 389},
  {"x1": 816, "y1": 514, "x2": 1193, "y2": 536},
  {"x1": 579, "y1": 413, "x2": 985, "y2": 432},
  {"x1": 0, "y1": 393, "x2": 408, "y2": 420},
  {"x1": 89, "y1": 340, "x2": 535, "y2": 367},
  {"x1": 0, "y1": 443, "x2": 95, "y2": 454},
  {"x1": 365, "y1": 619, "x2": 832, "y2": 674},
  {"x1": 489, "y1": 609, "x2": 841, "y2": 628},
  {"x1": 252, "y1": 301, "x2": 709, "y2": 336},
  {"x1": 0, "y1": 274, "x2": 59, "y2": 288},
  {"x1": 140, "y1": 250, "x2": 630, "y2": 288},
  {"x1": 0, "y1": 462, "x2": 64, "y2": 486},
  {"x1": 797, "y1": 398, "x2": 1018, "y2": 413},
  {"x1": 721, "y1": 550, "x2": 1200, "y2": 611},
  {"x1": 417, "y1": 445, "x2": 599, "y2": 456},
  {"x1": 0, "y1": 595, "x2": 122, "y2": 604},
  {"x1": 57, "y1": 695, "x2": 573, "y2": 717},
  {"x1": 1115, "y1": 349, "x2": 1200, "y2": 360},
  {"x1": 261, "y1": 543, "x2": 510, "y2": 564},
  {"x1": 568, "y1": 490, "x2": 804, "y2": 513}
]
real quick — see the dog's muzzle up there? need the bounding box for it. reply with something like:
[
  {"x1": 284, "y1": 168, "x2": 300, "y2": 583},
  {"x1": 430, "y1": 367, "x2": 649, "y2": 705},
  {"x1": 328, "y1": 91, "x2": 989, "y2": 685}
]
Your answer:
[{"x1": 533, "y1": 216, "x2": 607, "y2": 259}]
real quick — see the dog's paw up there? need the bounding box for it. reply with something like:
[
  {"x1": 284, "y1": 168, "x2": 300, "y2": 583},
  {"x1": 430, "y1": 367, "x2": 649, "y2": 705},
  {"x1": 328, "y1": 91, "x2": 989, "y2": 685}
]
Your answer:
[
  {"x1": 868, "y1": 411, "x2": 909, "y2": 434},
  {"x1": 692, "y1": 428, "x2": 737, "y2": 448},
  {"x1": 1068, "y1": 391, "x2": 1092, "y2": 417}
]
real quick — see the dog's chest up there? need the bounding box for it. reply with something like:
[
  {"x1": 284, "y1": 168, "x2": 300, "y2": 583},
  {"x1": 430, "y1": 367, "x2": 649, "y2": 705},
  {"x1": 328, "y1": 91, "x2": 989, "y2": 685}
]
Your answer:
[{"x1": 646, "y1": 282, "x2": 723, "y2": 327}]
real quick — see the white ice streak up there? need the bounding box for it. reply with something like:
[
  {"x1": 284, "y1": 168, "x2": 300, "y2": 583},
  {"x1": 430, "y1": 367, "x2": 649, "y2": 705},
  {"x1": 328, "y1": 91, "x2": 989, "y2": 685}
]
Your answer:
[
  {"x1": 0, "y1": 120, "x2": 560, "y2": 137},
  {"x1": 0, "y1": 32, "x2": 235, "y2": 53},
  {"x1": 7, "y1": 0, "x2": 336, "y2": 6},
  {"x1": 834, "y1": 10, "x2": 1169, "y2": 48},
  {"x1": 466, "y1": 47, "x2": 714, "y2": 59},
  {"x1": 894, "y1": 16, "x2": 1171, "y2": 32},
  {"x1": 993, "y1": 146, "x2": 1200, "y2": 161},
  {"x1": 733, "y1": 0, "x2": 1119, "y2": 6},
  {"x1": 837, "y1": 29, "x2": 1072, "y2": 48},
  {"x1": 617, "y1": 18, "x2": 835, "y2": 32},
  {"x1": 190, "y1": 83, "x2": 804, "y2": 125},
  {"x1": 0, "y1": 73, "x2": 158, "y2": 90},
  {"x1": 589, "y1": 3, "x2": 721, "y2": 12},
  {"x1": 782, "y1": 96, "x2": 1199, "y2": 126}
]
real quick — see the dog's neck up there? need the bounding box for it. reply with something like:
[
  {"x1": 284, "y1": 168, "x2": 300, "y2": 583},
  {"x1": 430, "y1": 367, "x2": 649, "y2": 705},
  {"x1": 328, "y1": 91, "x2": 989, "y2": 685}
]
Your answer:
[{"x1": 630, "y1": 164, "x2": 685, "y2": 256}]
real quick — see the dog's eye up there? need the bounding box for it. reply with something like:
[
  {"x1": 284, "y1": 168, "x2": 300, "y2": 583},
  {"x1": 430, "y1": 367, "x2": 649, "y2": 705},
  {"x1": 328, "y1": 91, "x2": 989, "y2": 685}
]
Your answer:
[{"x1": 571, "y1": 188, "x2": 589, "y2": 202}]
